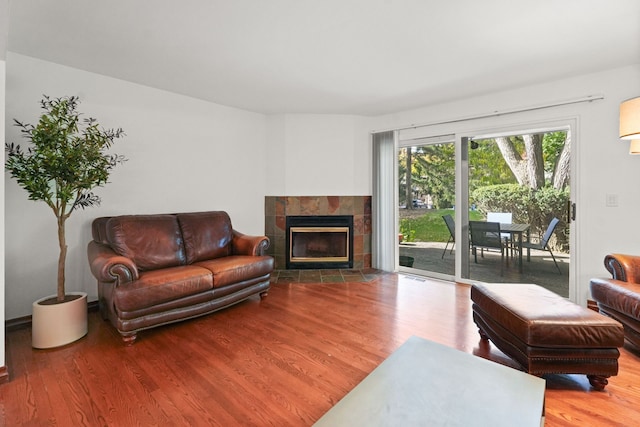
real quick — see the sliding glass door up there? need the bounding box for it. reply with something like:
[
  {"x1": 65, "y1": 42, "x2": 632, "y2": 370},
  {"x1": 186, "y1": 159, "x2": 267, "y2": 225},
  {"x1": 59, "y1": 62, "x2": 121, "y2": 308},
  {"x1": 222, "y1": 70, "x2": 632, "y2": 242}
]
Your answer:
[{"x1": 374, "y1": 117, "x2": 575, "y2": 299}]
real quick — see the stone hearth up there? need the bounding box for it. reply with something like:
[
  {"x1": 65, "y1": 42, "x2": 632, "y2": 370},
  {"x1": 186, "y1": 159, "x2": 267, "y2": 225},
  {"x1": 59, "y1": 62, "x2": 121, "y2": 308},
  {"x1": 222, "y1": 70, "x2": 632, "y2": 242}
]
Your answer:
[{"x1": 265, "y1": 196, "x2": 372, "y2": 270}]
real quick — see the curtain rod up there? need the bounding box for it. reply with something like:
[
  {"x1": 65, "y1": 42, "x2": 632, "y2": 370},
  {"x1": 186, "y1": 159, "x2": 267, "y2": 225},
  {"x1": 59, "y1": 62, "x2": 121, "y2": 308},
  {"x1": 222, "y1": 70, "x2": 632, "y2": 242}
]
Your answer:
[{"x1": 371, "y1": 94, "x2": 605, "y2": 134}]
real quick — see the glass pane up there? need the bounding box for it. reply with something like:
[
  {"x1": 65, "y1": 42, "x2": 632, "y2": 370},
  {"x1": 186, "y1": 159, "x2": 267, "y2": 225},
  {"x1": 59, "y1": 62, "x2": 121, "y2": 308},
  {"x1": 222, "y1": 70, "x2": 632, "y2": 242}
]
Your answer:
[
  {"x1": 465, "y1": 132, "x2": 570, "y2": 297},
  {"x1": 398, "y1": 141, "x2": 456, "y2": 278}
]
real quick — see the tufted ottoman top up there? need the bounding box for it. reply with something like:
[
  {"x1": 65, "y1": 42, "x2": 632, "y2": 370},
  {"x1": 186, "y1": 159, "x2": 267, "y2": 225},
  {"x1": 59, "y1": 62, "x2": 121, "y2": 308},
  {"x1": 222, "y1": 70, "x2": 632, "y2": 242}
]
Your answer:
[{"x1": 471, "y1": 283, "x2": 624, "y2": 349}]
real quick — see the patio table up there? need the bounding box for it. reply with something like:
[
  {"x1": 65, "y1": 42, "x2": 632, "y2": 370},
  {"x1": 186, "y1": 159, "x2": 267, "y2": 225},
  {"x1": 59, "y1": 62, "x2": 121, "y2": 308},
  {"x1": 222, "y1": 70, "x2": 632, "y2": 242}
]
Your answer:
[{"x1": 500, "y1": 223, "x2": 530, "y2": 273}]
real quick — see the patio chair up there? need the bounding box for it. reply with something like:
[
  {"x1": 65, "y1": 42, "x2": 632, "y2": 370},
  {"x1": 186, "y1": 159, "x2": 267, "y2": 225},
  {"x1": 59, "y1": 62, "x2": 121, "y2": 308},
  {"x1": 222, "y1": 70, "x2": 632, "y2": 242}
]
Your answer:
[
  {"x1": 441, "y1": 214, "x2": 455, "y2": 258},
  {"x1": 469, "y1": 221, "x2": 506, "y2": 275},
  {"x1": 522, "y1": 217, "x2": 562, "y2": 274},
  {"x1": 487, "y1": 212, "x2": 513, "y2": 254}
]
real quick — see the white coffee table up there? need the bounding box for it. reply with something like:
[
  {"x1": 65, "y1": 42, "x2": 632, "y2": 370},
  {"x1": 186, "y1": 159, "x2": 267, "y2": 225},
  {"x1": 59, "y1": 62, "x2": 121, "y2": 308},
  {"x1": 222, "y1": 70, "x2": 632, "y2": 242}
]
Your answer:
[{"x1": 314, "y1": 336, "x2": 545, "y2": 427}]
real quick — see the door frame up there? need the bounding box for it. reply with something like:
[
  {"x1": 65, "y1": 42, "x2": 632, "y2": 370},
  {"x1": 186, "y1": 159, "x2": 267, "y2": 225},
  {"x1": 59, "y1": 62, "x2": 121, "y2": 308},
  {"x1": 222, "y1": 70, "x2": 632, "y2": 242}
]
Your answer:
[{"x1": 455, "y1": 117, "x2": 578, "y2": 301}]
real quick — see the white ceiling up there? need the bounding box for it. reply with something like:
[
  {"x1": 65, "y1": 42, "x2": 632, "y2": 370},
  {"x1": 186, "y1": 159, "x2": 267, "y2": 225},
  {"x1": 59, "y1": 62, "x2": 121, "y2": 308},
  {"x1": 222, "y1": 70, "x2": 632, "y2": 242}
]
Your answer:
[{"x1": 6, "y1": 0, "x2": 640, "y2": 115}]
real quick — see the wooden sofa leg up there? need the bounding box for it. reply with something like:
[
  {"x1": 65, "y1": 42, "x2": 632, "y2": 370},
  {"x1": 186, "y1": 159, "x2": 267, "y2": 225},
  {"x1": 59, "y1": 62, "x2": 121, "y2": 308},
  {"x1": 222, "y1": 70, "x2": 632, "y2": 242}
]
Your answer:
[
  {"x1": 259, "y1": 291, "x2": 269, "y2": 299},
  {"x1": 478, "y1": 328, "x2": 489, "y2": 340},
  {"x1": 121, "y1": 333, "x2": 137, "y2": 346}
]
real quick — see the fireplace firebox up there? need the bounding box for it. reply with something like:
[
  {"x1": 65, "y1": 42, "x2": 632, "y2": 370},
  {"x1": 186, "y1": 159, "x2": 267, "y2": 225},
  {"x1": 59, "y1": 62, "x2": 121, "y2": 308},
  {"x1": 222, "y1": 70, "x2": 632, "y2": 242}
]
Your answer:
[{"x1": 286, "y1": 215, "x2": 354, "y2": 269}]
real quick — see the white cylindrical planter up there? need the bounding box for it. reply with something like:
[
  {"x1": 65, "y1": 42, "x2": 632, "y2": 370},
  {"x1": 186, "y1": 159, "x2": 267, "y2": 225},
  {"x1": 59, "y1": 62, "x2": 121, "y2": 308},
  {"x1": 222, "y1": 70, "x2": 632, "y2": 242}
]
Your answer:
[{"x1": 32, "y1": 292, "x2": 88, "y2": 349}]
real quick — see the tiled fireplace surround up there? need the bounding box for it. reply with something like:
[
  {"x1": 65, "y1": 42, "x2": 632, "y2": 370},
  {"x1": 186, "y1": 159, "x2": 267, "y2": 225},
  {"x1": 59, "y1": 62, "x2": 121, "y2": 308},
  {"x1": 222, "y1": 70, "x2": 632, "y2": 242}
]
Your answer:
[{"x1": 264, "y1": 196, "x2": 372, "y2": 270}]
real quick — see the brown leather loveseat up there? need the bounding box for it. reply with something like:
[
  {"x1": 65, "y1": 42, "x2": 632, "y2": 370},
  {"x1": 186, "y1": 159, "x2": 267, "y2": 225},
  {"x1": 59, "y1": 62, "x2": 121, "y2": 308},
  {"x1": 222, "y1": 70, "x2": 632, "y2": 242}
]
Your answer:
[
  {"x1": 87, "y1": 211, "x2": 273, "y2": 344},
  {"x1": 590, "y1": 254, "x2": 640, "y2": 350}
]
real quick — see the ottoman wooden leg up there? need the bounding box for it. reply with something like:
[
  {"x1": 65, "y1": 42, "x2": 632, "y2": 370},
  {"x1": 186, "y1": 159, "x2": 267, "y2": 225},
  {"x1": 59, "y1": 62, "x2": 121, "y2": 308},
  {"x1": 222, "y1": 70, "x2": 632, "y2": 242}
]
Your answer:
[{"x1": 587, "y1": 375, "x2": 609, "y2": 391}]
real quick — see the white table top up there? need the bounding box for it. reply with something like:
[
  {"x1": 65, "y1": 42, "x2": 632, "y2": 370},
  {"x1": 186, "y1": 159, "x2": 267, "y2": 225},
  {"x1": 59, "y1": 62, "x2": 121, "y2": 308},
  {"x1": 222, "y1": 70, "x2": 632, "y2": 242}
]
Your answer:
[{"x1": 314, "y1": 335, "x2": 545, "y2": 427}]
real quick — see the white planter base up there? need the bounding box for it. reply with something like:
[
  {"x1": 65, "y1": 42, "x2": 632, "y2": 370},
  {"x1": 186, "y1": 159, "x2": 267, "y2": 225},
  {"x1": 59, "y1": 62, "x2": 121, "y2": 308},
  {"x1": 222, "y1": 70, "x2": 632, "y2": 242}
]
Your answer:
[{"x1": 32, "y1": 292, "x2": 88, "y2": 349}]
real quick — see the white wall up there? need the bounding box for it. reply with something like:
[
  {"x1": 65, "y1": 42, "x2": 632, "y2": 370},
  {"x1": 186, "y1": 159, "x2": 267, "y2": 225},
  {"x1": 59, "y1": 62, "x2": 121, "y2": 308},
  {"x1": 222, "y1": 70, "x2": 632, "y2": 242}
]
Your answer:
[
  {"x1": 368, "y1": 65, "x2": 640, "y2": 305},
  {"x1": 266, "y1": 113, "x2": 370, "y2": 196},
  {"x1": 5, "y1": 53, "x2": 269, "y2": 318}
]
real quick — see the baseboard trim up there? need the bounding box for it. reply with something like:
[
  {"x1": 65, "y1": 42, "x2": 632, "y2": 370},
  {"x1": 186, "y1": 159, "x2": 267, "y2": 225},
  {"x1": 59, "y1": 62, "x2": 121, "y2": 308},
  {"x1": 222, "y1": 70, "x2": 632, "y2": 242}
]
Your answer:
[{"x1": 6, "y1": 300, "x2": 99, "y2": 331}]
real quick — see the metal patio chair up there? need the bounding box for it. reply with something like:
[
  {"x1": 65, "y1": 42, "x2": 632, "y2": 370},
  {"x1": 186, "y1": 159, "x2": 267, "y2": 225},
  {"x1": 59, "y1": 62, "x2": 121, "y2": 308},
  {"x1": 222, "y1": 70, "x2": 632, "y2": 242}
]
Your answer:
[
  {"x1": 469, "y1": 220, "x2": 506, "y2": 275},
  {"x1": 522, "y1": 217, "x2": 562, "y2": 274},
  {"x1": 441, "y1": 214, "x2": 455, "y2": 258}
]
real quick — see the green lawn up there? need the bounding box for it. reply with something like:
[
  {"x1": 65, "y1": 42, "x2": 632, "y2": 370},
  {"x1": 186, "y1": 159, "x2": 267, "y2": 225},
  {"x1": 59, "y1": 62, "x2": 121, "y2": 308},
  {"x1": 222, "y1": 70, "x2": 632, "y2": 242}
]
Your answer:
[{"x1": 399, "y1": 209, "x2": 485, "y2": 243}]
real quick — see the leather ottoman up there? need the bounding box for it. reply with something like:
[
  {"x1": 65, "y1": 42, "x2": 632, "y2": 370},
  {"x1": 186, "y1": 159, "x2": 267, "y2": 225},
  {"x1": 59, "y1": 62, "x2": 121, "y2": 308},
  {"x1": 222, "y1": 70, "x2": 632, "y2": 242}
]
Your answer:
[{"x1": 471, "y1": 283, "x2": 624, "y2": 390}]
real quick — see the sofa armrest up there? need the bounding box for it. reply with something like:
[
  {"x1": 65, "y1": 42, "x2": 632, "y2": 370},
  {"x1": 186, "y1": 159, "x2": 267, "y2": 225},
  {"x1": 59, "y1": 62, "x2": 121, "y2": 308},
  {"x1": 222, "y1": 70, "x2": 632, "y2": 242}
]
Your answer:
[
  {"x1": 231, "y1": 230, "x2": 270, "y2": 256},
  {"x1": 604, "y1": 254, "x2": 640, "y2": 283},
  {"x1": 87, "y1": 240, "x2": 139, "y2": 284}
]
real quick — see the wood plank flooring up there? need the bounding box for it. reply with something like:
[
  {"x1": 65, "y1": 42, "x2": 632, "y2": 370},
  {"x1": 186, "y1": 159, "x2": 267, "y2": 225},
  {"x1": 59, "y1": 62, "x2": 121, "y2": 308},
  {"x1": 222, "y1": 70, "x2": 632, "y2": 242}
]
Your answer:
[{"x1": 2, "y1": 274, "x2": 640, "y2": 426}]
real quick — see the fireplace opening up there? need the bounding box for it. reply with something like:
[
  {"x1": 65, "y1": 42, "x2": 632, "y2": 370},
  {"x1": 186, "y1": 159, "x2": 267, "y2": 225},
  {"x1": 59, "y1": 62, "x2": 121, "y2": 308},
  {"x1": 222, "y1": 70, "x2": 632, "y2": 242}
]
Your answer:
[{"x1": 286, "y1": 215, "x2": 354, "y2": 269}]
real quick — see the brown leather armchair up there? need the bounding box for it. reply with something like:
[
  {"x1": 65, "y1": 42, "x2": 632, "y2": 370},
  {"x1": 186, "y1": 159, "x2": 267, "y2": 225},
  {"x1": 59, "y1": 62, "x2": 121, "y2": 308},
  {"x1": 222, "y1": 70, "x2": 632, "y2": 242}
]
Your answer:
[
  {"x1": 88, "y1": 211, "x2": 273, "y2": 344},
  {"x1": 590, "y1": 254, "x2": 640, "y2": 350}
]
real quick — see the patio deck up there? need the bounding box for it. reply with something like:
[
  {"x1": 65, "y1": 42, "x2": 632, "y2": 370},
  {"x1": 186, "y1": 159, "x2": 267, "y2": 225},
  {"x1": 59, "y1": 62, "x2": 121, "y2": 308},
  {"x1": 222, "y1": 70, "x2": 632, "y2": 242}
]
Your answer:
[{"x1": 399, "y1": 242, "x2": 570, "y2": 297}]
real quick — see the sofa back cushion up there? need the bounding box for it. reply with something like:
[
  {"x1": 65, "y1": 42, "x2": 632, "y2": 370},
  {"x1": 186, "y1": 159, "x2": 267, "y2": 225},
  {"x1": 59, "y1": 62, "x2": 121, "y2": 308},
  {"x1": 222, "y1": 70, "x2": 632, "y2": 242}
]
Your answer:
[
  {"x1": 178, "y1": 211, "x2": 233, "y2": 264},
  {"x1": 105, "y1": 214, "x2": 186, "y2": 271}
]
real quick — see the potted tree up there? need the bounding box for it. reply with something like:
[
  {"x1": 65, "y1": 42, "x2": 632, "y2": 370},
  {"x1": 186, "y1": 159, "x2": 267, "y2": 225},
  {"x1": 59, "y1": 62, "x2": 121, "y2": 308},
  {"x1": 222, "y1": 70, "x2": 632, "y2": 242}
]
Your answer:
[{"x1": 5, "y1": 95, "x2": 126, "y2": 348}]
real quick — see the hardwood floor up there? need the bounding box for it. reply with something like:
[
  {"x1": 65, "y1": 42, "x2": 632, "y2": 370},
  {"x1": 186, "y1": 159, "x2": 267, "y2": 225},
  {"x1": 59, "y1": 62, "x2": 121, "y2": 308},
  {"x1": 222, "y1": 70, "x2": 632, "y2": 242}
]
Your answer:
[{"x1": 2, "y1": 274, "x2": 640, "y2": 426}]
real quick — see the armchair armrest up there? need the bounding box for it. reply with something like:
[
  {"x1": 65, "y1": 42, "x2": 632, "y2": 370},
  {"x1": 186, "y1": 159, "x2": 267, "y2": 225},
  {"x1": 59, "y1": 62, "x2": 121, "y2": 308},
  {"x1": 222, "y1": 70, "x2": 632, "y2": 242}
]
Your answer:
[
  {"x1": 87, "y1": 240, "x2": 139, "y2": 284},
  {"x1": 231, "y1": 230, "x2": 270, "y2": 256},
  {"x1": 604, "y1": 253, "x2": 640, "y2": 283}
]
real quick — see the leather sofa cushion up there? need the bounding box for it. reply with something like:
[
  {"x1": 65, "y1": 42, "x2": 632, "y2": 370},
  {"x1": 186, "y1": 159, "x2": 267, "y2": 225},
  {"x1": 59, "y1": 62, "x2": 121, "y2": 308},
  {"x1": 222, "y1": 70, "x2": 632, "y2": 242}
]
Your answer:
[
  {"x1": 178, "y1": 211, "x2": 232, "y2": 264},
  {"x1": 114, "y1": 265, "x2": 213, "y2": 311},
  {"x1": 195, "y1": 255, "x2": 274, "y2": 288},
  {"x1": 590, "y1": 278, "x2": 640, "y2": 320},
  {"x1": 471, "y1": 283, "x2": 624, "y2": 348},
  {"x1": 106, "y1": 215, "x2": 186, "y2": 271}
]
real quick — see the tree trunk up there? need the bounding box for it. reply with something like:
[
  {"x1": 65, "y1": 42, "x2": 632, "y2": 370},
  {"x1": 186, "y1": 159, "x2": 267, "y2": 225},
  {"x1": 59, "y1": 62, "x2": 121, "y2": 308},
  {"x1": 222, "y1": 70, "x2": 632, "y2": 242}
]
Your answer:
[
  {"x1": 405, "y1": 148, "x2": 413, "y2": 209},
  {"x1": 57, "y1": 215, "x2": 67, "y2": 303},
  {"x1": 496, "y1": 135, "x2": 546, "y2": 189},
  {"x1": 523, "y1": 134, "x2": 544, "y2": 190},
  {"x1": 553, "y1": 131, "x2": 571, "y2": 189},
  {"x1": 495, "y1": 137, "x2": 527, "y2": 185}
]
